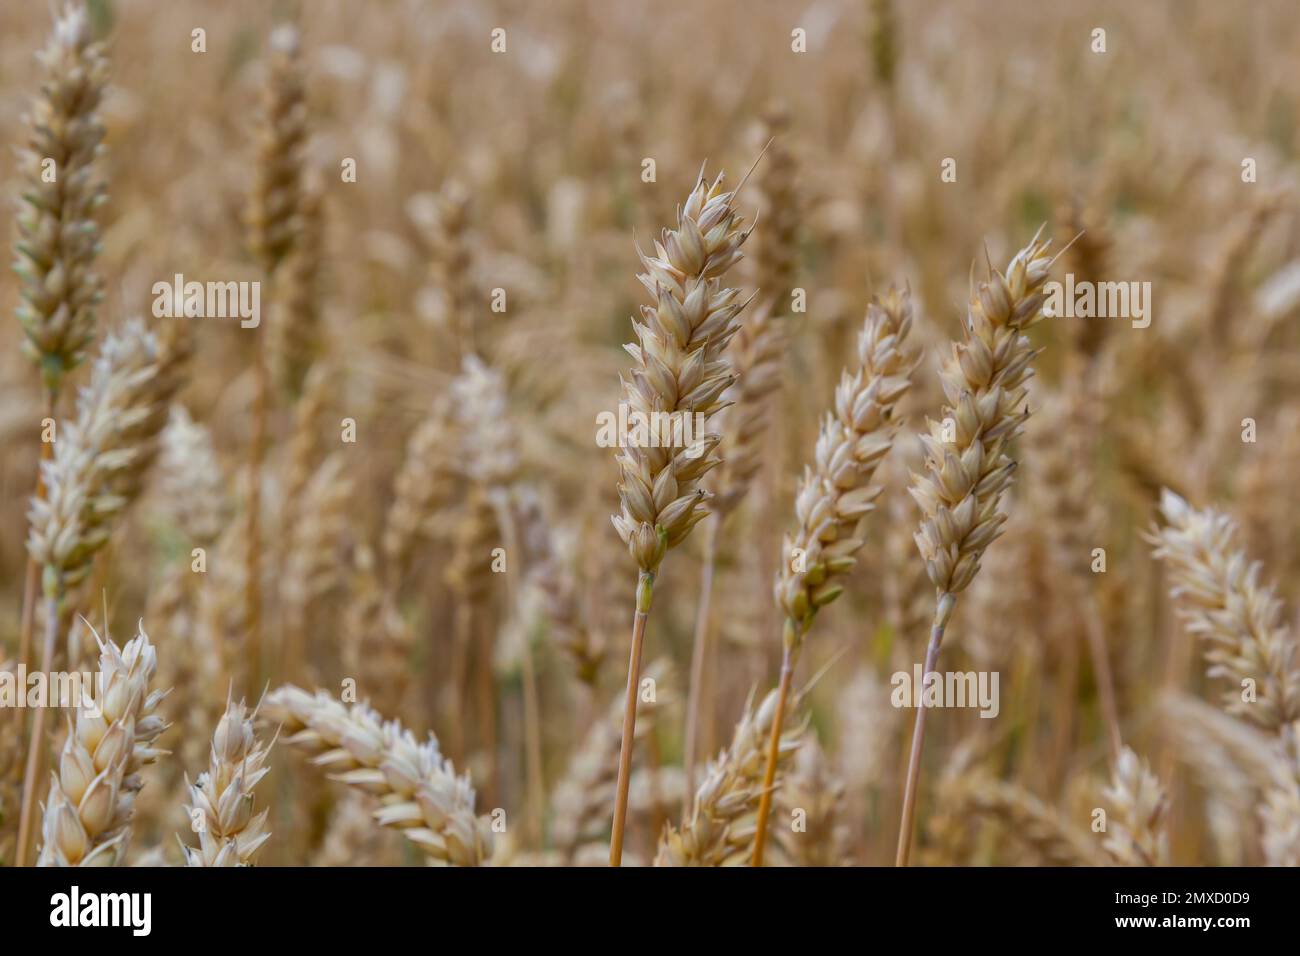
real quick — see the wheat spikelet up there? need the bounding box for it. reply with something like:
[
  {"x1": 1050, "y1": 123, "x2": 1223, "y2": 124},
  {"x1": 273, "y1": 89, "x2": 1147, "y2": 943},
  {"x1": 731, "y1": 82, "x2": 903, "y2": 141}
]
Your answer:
[
  {"x1": 263, "y1": 686, "x2": 494, "y2": 865},
  {"x1": 37, "y1": 623, "x2": 168, "y2": 866},
  {"x1": 14, "y1": 2, "x2": 109, "y2": 393},
  {"x1": 655, "y1": 687, "x2": 804, "y2": 866},
  {"x1": 1149, "y1": 490, "x2": 1300, "y2": 731},
  {"x1": 1101, "y1": 746, "x2": 1169, "y2": 866},
  {"x1": 611, "y1": 169, "x2": 752, "y2": 572},
  {"x1": 774, "y1": 286, "x2": 915, "y2": 637},
  {"x1": 247, "y1": 23, "x2": 306, "y2": 273},
  {"x1": 181, "y1": 698, "x2": 272, "y2": 866}
]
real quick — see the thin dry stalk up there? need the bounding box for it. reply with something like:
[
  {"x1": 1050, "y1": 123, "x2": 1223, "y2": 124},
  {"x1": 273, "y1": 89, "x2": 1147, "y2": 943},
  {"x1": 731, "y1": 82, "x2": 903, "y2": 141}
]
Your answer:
[
  {"x1": 551, "y1": 660, "x2": 669, "y2": 861},
  {"x1": 245, "y1": 21, "x2": 308, "y2": 687}
]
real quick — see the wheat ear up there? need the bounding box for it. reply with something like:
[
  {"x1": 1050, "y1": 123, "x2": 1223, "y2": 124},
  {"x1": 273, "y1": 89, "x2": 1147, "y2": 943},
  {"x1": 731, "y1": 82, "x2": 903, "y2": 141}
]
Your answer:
[
  {"x1": 751, "y1": 287, "x2": 915, "y2": 865},
  {"x1": 1149, "y1": 489, "x2": 1300, "y2": 731},
  {"x1": 897, "y1": 229, "x2": 1054, "y2": 866},
  {"x1": 608, "y1": 168, "x2": 751, "y2": 865},
  {"x1": 263, "y1": 686, "x2": 494, "y2": 865},
  {"x1": 181, "y1": 697, "x2": 273, "y2": 866},
  {"x1": 656, "y1": 687, "x2": 804, "y2": 866},
  {"x1": 1101, "y1": 747, "x2": 1169, "y2": 866},
  {"x1": 37, "y1": 623, "x2": 168, "y2": 866}
]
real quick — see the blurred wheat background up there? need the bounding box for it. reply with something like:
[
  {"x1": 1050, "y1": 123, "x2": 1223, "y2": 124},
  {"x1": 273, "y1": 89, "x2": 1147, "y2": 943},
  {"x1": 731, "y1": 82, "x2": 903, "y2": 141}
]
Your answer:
[{"x1": 1, "y1": 0, "x2": 1299, "y2": 867}]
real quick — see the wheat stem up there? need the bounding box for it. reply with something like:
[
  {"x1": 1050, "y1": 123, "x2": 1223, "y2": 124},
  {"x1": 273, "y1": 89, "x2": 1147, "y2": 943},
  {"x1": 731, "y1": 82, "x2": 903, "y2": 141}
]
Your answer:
[
  {"x1": 896, "y1": 592, "x2": 955, "y2": 866},
  {"x1": 15, "y1": 582, "x2": 62, "y2": 866},
  {"x1": 750, "y1": 639, "x2": 795, "y2": 865},
  {"x1": 681, "y1": 516, "x2": 719, "y2": 820},
  {"x1": 610, "y1": 570, "x2": 653, "y2": 866}
]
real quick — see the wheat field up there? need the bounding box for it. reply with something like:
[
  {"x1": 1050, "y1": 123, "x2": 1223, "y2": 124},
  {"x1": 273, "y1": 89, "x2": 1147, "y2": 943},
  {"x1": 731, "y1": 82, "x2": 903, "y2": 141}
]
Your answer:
[{"x1": 1, "y1": 0, "x2": 1298, "y2": 868}]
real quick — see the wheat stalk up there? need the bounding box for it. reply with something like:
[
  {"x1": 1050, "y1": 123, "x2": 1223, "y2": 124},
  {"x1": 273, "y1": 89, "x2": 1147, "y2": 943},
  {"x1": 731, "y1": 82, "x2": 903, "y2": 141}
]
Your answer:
[
  {"x1": 551, "y1": 660, "x2": 669, "y2": 862},
  {"x1": 37, "y1": 623, "x2": 168, "y2": 866},
  {"x1": 608, "y1": 167, "x2": 752, "y2": 865},
  {"x1": 181, "y1": 697, "x2": 272, "y2": 866},
  {"x1": 1149, "y1": 489, "x2": 1300, "y2": 731},
  {"x1": 897, "y1": 229, "x2": 1054, "y2": 866},
  {"x1": 752, "y1": 286, "x2": 915, "y2": 864},
  {"x1": 245, "y1": 20, "x2": 309, "y2": 691},
  {"x1": 264, "y1": 685, "x2": 494, "y2": 865}
]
